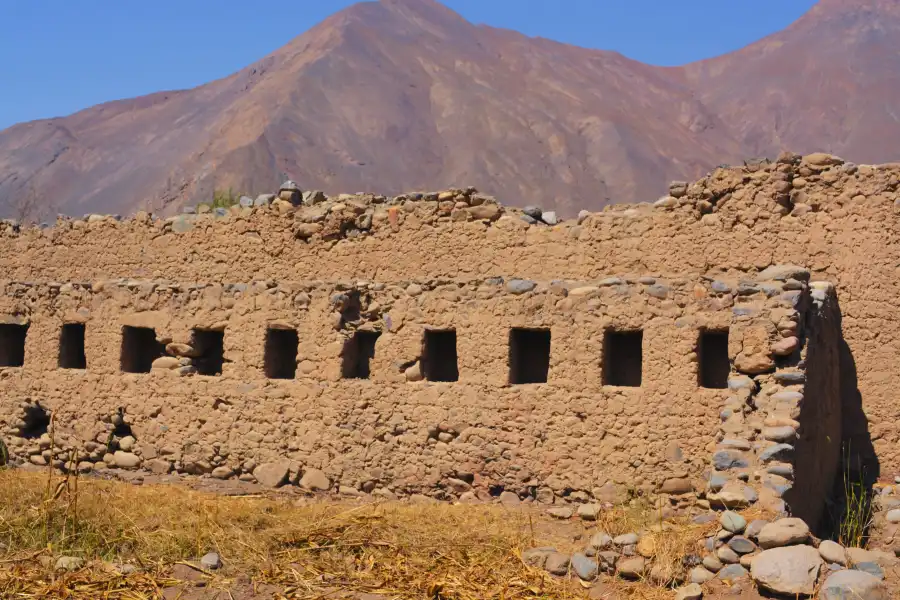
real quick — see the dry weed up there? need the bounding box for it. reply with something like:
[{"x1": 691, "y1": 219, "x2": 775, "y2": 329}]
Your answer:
[
  {"x1": 0, "y1": 468, "x2": 720, "y2": 599},
  {"x1": 0, "y1": 469, "x2": 583, "y2": 599}
]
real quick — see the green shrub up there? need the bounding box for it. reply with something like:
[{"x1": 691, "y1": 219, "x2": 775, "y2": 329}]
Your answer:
[{"x1": 211, "y1": 188, "x2": 241, "y2": 209}]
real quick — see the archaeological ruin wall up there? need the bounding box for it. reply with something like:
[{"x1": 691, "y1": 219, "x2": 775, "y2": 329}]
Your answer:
[{"x1": 0, "y1": 151, "x2": 896, "y2": 522}]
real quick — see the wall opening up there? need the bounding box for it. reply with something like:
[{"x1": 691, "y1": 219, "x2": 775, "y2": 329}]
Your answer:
[
  {"x1": 342, "y1": 330, "x2": 381, "y2": 379},
  {"x1": 20, "y1": 402, "x2": 50, "y2": 439},
  {"x1": 509, "y1": 328, "x2": 551, "y2": 384},
  {"x1": 698, "y1": 329, "x2": 729, "y2": 389},
  {"x1": 112, "y1": 408, "x2": 135, "y2": 439},
  {"x1": 603, "y1": 330, "x2": 643, "y2": 387},
  {"x1": 191, "y1": 329, "x2": 225, "y2": 376},
  {"x1": 58, "y1": 323, "x2": 87, "y2": 369},
  {"x1": 422, "y1": 329, "x2": 459, "y2": 382},
  {"x1": 264, "y1": 328, "x2": 298, "y2": 379},
  {"x1": 120, "y1": 326, "x2": 164, "y2": 373},
  {"x1": 0, "y1": 323, "x2": 28, "y2": 367}
]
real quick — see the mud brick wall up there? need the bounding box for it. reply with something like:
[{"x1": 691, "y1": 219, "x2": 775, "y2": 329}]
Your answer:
[
  {"x1": 0, "y1": 150, "x2": 895, "y2": 500},
  {"x1": 0, "y1": 275, "x2": 754, "y2": 498}
]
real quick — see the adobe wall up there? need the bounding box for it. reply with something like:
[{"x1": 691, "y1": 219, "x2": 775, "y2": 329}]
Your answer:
[
  {"x1": 0, "y1": 272, "x2": 779, "y2": 497},
  {"x1": 0, "y1": 150, "x2": 894, "y2": 502}
]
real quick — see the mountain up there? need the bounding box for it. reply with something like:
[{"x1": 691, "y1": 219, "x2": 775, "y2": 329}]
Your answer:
[
  {"x1": 0, "y1": 0, "x2": 897, "y2": 219},
  {"x1": 678, "y1": 0, "x2": 900, "y2": 161}
]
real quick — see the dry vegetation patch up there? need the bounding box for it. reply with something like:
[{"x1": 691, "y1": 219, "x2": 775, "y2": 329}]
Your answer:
[{"x1": 0, "y1": 469, "x2": 711, "y2": 599}]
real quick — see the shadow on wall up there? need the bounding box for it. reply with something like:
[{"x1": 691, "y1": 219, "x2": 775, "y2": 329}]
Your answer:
[{"x1": 822, "y1": 297, "x2": 880, "y2": 544}]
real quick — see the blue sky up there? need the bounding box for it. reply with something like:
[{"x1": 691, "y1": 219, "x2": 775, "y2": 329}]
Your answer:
[{"x1": 0, "y1": 0, "x2": 817, "y2": 130}]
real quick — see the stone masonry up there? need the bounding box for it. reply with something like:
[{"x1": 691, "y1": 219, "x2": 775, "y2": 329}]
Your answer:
[{"x1": 0, "y1": 152, "x2": 895, "y2": 523}]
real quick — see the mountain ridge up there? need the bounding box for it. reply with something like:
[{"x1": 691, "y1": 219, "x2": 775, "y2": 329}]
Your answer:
[{"x1": 1, "y1": 0, "x2": 897, "y2": 219}]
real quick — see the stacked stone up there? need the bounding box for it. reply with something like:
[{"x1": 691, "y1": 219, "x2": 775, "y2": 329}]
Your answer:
[
  {"x1": 690, "y1": 512, "x2": 892, "y2": 598},
  {"x1": 1, "y1": 402, "x2": 144, "y2": 473},
  {"x1": 651, "y1": 151, "x2": 900, "y2": 229},
  {"x1": 524, "y1": 506, "x2": 894, "y2": 597},
  {"x1": 149, "y1": 336, "x2": 223, "y2": 377},
  {"x1": 701, "y1": 266, "x2": 840, "y2": 520},
  {"x1": 524, "y1": 529, "x2": 686, "y2": 586},
  {"x1": 518, "y1": 205, "x2": 559, "y2": 226},
  {"x1": 159, "y1": 182, "x2": 509, "y2": 241},
  {"x1": 3, "y1": 152, "x2": 900, "y2": 245}
]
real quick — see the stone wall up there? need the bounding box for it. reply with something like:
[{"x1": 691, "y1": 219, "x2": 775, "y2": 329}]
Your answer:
[
  {"x1": 0, "y1": 274, "x2": 769, "y2": 499},
  {"x1": 0, "y1": 150, "x2": 894, "y2": 504}
]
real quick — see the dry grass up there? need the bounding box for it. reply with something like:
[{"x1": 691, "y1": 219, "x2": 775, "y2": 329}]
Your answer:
[
  {"x1": 0, "y1": 467, "x2": 711, "y2": 599},
  {"x1": 0, "y1": 468, "x2": 583, "y2": 599}
]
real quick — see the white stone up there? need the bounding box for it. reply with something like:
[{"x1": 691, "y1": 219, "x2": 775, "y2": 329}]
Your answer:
[
  {"x1": 200, "y1": 552, "x2": 222, "y2": 570},
  {"x1": 112, "y1": 451, "x2": 141, "y2": 469},
  {"x1": 756, "y1": 518, "x2": 810, "y2": 548},
  {"x1": 675, "y1": 583, "x2": 702, "y2": 600},
  {"x1": 750, "y1": 545, "x2": 822, "y2": 596},
  {"x1": 818, "y1": 540, "x2": 847, "y2": 566}
]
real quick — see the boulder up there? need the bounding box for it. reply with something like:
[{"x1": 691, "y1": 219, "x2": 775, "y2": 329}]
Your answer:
[
  {"x1": 757, "y1": 265, "x2": 810, "y2": 282},
  {"x1": 757, "y1": 518, "x2": 809, "y2": 548},
  {"x1": 818, "y1": 540, "x2": 847, "y2": 566},
  {"x1": 506, "y1": 279, "x2": 536, "y2": 294},
  {"x1": 616, "y1": 556, "x2": 646, "y2": 579},
  {"x1": 720, "y1": 511, "x2": 747, "y2": 533},
  {"x1": 499, "y1": 491, "x2": 520, "y2": 506},
  {"x1": 675, "y1": 583, "x2": 703, "y2": 600},
  {"x1": 709, "y1": 482, "x2": 758, "y2": 508},
  {"x1": 466, "y1": 203, "x2": 501, "y2": 221},
  {"x1": 299, "y1": 468, "x2": 331, "y2": 491},
  {"x1": 588, "y1": 532, "x2": 613, "y2": 550},
  {"x1": 660, "y1": 477, "x2": 693, "y2": 494},
  {"x1": 546, "y1": 507, "x2": 573, "y2": 519},
  {"x1": 253, "y1": 461, "x2": 291, "y2": 488},
  {"x1": 820, "y1": 569, "x2": 889, "y2": 600},
  {"x1": 717, "y1": 546, "x2": 740, "y2": 564},
  {"x1": 211, "y1": 466, "x2": 233, "y2": 480},
  {"x1": 716, "y1": 564, "x2": 748, "y2": 581},
  {"x1": 803, "y1": 153, "x2": 844, "y2": 170},
  {"x1": 689, "y1": 566, "x2": 715, "y2": 584},
  {"x1": 613, "y1": 533, "x2": 639, "y2": 546},
  {"x1": 522, "y1": 206, "x2": 542, "y2": 219},
  {"x1": 541, "y1": 211, "x2": 559, "y2": 225},
  {"x1": 750, "y1": 545, "x2": 822, "y2": 596},
  {"x1": 112, "y1": 451, "x2": 141, "y2": 469},
  {"x1": 151, "y1": 356, "x2": 180, "y2": 370},
  {"x1": 703, "y1": 554, "x2": 724, "y2": 572},
  {"x1": 846, "y1": 547, "x2": 898, "y2": 568},
  {"x1": 571, "y1": 552, "x2": 598, "y2": 581},
  {"x1": 544, "y1": 552, "x2": 570, "y2": 575},
  {"x1": 576, "y1": 504, "x2": 601, "y2": 521},
  {"x1": 728, "y1": 536, "x2": 756, "y2": 555}
]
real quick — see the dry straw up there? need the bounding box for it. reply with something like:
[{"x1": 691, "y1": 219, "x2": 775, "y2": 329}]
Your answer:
[{"x1": 0, "y1": 463, "x2": 716, "y2": 599}]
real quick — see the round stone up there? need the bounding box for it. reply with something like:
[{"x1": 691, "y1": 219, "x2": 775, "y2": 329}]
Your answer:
[
  {"x1": 818, "y1": 540, "x2": 847, "y2": 566},
  {"x1": 720, "y1": 511, "x2": 747, "y2": 533},
  {"x1": 200, "y1": 552, "x2": 222, "y2": 570},
  {"x1": 728, "y1": 536, "x2": 756, "y2": 554},
  {"x1": 820, "y1": 569, "x2": 889, "y2": 600}
]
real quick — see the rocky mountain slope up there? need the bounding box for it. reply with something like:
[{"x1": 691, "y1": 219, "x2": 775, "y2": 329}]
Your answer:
[{"x1": 0, "y1": 0, "x2": 897, "y2": 219}]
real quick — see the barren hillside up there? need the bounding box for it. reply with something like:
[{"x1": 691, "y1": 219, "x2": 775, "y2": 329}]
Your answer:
[{"x1": 0, "y1": 0, "x2": 897, "y2": 218}]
